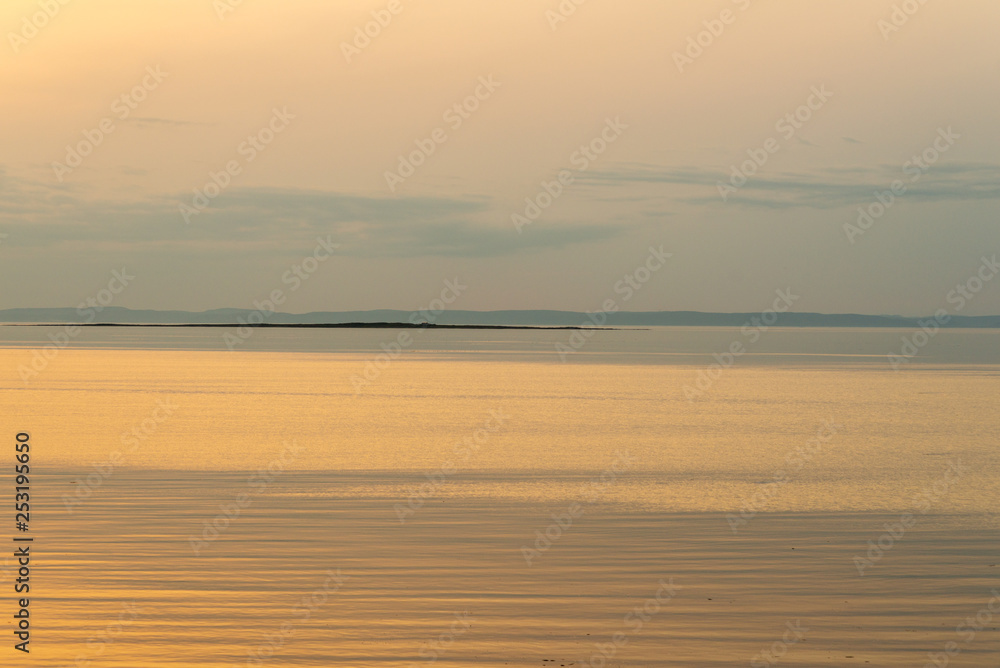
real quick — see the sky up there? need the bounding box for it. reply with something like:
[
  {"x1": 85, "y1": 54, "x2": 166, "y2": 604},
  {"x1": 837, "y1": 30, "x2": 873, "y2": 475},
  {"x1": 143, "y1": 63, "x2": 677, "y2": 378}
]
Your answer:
[{"x1": 1, "y1": 0, "x2": 999, "y2": 315}]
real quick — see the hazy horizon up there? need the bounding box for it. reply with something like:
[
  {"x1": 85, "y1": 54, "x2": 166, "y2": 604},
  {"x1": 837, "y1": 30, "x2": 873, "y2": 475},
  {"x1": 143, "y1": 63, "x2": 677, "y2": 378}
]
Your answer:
[{"x1": 5, "y1": 304, "x2": 1000, "y2": 320}]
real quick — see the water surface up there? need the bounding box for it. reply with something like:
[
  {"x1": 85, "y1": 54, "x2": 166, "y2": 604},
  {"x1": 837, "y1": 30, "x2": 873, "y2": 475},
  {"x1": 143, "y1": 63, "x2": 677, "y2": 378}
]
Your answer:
[{"x1": 2, "y1": 328, "x2": 998, "y2": 666}]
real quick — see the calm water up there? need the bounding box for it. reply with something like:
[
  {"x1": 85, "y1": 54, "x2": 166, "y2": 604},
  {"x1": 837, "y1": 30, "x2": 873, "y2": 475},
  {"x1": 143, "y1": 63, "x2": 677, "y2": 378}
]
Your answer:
[{"x1": 2, "y1": 327, "x2": 998, "y2": 666}]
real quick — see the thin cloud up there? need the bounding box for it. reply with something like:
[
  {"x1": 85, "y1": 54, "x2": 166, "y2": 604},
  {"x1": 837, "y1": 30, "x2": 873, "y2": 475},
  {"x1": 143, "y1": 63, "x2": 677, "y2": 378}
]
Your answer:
[
  {"x1": 126, "y1": 117, "x2": 206, "y2": 127},
  {"x1": 586, "y1": 162, "x2": 1000, "y2": 209},
  {"x1": 0, "y1": 181, "x2": 631, "y2": 257}
]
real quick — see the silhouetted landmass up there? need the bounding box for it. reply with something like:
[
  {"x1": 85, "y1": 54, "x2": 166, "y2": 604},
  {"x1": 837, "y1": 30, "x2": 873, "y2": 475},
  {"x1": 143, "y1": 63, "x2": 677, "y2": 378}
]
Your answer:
[
  {"x1": 1, "y1": 307, "x2": 999, "y2": 328},
  {"x1": 3, "y1": 321, "x2": 605, "y2": 330}
]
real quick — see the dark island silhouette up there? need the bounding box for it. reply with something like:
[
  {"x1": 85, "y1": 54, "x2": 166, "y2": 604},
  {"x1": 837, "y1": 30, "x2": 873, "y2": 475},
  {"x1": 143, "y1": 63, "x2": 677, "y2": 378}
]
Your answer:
[{"x1": 6, "y1": 321, "x2": 610, "y2": 331}]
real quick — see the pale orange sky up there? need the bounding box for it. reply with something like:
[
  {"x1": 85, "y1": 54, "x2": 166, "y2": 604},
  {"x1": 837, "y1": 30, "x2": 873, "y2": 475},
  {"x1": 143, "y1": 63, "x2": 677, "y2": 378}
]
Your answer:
[{"x1": 1, "y1": 0, "x2": 999, "y2": 315}]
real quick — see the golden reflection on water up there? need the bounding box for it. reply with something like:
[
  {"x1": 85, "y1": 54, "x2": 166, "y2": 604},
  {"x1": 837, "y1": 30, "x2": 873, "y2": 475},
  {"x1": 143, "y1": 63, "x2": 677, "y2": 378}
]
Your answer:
[{"x1": 2, "y1": 349, "x2": 999, "y2": 666}]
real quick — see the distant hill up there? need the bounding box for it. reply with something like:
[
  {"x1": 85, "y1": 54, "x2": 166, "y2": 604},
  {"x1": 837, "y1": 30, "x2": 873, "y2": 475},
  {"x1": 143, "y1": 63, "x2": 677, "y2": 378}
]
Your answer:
[{"x1": 1, "y1": 307, "x2": 999, "y2": 328}]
